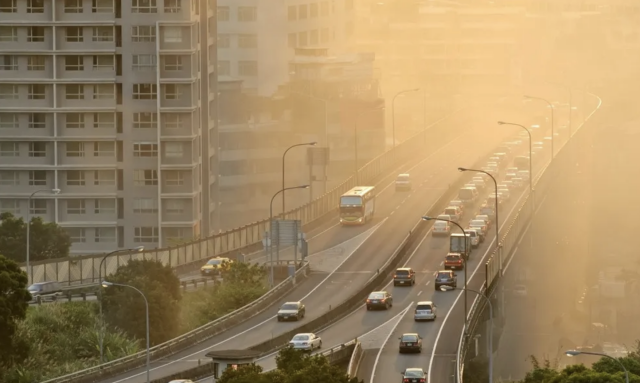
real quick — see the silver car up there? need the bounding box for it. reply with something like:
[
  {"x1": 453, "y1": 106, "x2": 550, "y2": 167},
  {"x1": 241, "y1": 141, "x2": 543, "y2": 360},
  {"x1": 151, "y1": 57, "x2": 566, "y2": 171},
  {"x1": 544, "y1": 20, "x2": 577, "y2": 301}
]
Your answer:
[
  {"x1": 289, "y1": 333, "x2": 322, "y2": 351},
  {"x1": 414, "y1": 301, "x2": 437, "y2": 321}
]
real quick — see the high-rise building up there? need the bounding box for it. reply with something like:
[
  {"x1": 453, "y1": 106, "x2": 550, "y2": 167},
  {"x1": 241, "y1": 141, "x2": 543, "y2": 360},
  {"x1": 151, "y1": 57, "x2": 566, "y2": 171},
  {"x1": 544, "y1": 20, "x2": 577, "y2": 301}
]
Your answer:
[
  {"x1": 0, "y1": 0, "x2": 218, "y2": 254},
  {"x1": 216, "y1": 0, "x2": 355, "y2": 97}
]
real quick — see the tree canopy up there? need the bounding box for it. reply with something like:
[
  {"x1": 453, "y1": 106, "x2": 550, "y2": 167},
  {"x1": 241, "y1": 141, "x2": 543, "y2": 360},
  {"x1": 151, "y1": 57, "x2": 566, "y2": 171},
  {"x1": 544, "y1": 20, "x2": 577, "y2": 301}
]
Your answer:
[
  {"x1": 0, "y1": 212, "x2": 71, "y2": 263},
  {"x1": 216, "y1": 346, "x2": 362, "y2": 383},
  {"x1": 102, "y1": 259, "x2": 182, "y2": 345},
  {"x1": 0, "y1": 254, "x2": 31, "y2": 366}
]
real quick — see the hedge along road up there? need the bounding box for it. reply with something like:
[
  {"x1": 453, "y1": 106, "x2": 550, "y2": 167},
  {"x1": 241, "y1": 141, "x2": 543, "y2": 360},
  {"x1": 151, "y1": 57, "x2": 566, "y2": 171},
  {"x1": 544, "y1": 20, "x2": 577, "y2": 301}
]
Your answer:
[{"x1": 100, "y1": 99, "x2": 520, "y2": 383}]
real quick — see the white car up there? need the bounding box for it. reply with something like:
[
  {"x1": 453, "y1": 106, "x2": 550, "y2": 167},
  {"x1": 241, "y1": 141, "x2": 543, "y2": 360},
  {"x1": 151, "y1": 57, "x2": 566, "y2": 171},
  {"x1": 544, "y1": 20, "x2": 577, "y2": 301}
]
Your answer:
[
  {"x1": 414, "y1": 301, "x2": 437, "y2": 321},
  {"x1": 432, "y1": 220, "x2": 451, "y2": 236},
  {"x1": 511, "y1": 177, "x2": 524, "y2": 189},
  {"x1": 289, "y1": 333, "x2": 322, "y2": 351},
  {"x1": 517, "y1": 170, "x2": 530, "y2": 180},
  {"x1": 498, "y1": 188, "x2": 511, "y2": 200},
  {"x1": 465, "y1": 229, "x2": 481, "y2": 247}
]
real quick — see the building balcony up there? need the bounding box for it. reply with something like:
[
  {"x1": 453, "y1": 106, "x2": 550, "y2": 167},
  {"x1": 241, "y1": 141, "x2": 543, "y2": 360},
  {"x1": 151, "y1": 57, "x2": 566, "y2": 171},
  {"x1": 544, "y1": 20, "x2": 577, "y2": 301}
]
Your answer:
[{"x1": 57, "y1": 153, "x2": 117, "y2": 167}]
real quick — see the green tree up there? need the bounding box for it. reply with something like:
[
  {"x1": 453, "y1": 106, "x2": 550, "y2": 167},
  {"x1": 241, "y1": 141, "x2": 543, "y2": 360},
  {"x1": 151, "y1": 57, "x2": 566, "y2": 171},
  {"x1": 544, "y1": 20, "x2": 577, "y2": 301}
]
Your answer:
[
  {"x1": 517, "y1": 355, "x2": 640, "y2": 383},
  {"x1": 102, "y1": 259, "x2": 181, "y2": 345},
  {"x1": 0, "y1": 254, "x2": 31, "y2": 367},
  {"x1": 0, "y1": 212, "x2": 71, "y2": 263}
]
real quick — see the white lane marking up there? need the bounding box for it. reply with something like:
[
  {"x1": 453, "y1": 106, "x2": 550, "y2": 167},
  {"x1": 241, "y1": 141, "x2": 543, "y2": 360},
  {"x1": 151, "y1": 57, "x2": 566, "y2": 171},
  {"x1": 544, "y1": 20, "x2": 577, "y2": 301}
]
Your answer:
[
  {"x1": 111, "y1": 220, "x2": 387, "y2": 383},
  {"x1": 425, "y1": 281, "x2": 431, "y2": 286},
  {"x1": 418, "y1": 291, "x2": 423, "y2": 296},
  {"x1": 369, "y1": 303, "x2": 414, "y2": 383}
]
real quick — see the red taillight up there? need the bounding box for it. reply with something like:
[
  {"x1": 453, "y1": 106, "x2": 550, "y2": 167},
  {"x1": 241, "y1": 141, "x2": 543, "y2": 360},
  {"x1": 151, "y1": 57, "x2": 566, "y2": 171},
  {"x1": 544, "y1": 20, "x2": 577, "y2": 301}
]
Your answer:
[
  {"x1": 420, "y1": 379, "x2": 426, "y2": 382},
  {"x1": 403, "y1": 380, "x2": 409, "y2": 383},
  {"x1": 366, "y1": 299, "x2": 371, "y2": 303}
]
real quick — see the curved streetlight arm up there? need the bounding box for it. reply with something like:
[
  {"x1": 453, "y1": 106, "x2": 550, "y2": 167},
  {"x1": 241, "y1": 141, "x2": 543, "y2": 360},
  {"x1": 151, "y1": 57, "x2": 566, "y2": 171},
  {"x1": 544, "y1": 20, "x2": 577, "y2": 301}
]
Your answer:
[
  {"x1": 282, "y1": 142, "x2": 317, "y2": 215},
  {"x1": 565, "y1": 350, "x2": 629, "y2": 383}
]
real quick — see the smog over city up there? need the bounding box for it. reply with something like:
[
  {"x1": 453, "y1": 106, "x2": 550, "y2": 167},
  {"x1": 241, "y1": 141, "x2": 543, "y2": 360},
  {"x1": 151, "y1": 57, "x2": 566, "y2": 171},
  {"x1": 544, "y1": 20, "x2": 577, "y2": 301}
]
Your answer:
[{"x1": 0, "y1": 1, "x2": 639, "y2": 383}]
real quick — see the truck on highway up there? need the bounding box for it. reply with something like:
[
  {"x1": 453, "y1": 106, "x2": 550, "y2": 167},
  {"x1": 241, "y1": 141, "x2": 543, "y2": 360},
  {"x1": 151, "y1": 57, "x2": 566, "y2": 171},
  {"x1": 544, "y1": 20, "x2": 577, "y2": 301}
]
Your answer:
[{"x1": 450, "y1": 233, "x2": 472, "y2": 259}]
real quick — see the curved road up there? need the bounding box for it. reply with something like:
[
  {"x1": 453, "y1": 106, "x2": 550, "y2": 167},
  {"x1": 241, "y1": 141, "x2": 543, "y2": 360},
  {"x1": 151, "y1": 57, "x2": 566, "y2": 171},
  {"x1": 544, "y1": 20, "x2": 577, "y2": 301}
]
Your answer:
[{"x1": 100, "y1": 98, "x2": 523, "y2": 383}]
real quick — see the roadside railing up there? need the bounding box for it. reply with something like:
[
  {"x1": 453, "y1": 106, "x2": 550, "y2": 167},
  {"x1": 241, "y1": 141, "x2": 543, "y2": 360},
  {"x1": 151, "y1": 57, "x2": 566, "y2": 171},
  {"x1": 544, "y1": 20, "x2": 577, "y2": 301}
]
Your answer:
[
  {"x1": 347, "y1": 340, "x2": 364, "y2": 377},
  {"x1": 455, "y1": 92, "x2": 602, "y2": 383}
]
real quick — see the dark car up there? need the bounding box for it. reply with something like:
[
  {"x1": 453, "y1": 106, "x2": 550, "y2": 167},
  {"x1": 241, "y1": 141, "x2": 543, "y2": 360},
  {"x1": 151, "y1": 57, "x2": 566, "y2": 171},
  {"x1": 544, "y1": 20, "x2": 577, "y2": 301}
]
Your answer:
[
  {"x1": 444, "y1": 254, "x2": 464, "y2": 270},
  {"x1": 434, "y1": 270, "x2": 457, "y2": 291},
  {"x1": 366, "y1": 291, "x2": 393, "y2": 310},
  {"x1": 277, "y1": 301, "x2": 306, "y2": 322},
  {"x1": 398, "y1": 333, "x2": 423, "y2": 353},
  {"x1": 393, "y1": 267, "x2": 415, "y2": 286},
  {"x1": 401, "y1": 368, "x2": 427, "y2": 383}
]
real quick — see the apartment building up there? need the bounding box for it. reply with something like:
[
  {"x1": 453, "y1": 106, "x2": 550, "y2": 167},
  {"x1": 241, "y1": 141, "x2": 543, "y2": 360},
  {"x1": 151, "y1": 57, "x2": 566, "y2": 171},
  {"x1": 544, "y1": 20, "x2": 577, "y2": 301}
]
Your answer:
[
  {"x1": 0, "y1": 0, "x2": 218, "y2": 254},
  {"x1": 216, "y1": 0, "x2": 355, "y2": 97}
]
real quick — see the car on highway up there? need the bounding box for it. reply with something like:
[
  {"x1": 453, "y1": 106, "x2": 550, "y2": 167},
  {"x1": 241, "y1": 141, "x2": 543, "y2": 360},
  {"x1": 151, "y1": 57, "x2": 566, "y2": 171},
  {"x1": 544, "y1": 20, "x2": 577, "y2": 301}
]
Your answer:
[
  {"x1": 511, "y1": 177, "x2": 524, "y2": 189},
  {"x1": 414, "y1": 301, "x2": 437, "y2": 321},
  {"x1": 506, "y1": 167, "x2": 519, "y2": 175},
  {"x1": 470, "y1": 178, "x2": 486, "y2": 191},
  {"x1": 475, "y1": 214, "x2": 492, "y2": 229},
  {"x1": 468, "y1": 220, "x2": 487, "y2": 239},
  {"x1": 434, "y1": 270, "x2": 457, "y2": 290},
  {"x1": 398, "y1": 333, "x2": 423, "y2": 353},
  {"x1": 498, "y1": 188, "x2": 511, "y2": 201},
  {"x1": 200, "y1": 257, "x2": 232, "y2": 276},
  {"x1": 465, "y1": 229, "x2": 480, "y2": 248},
  {"x1": 499, "y1": 180, "x2": 514, "y2": 191},
  {"x1": 443, "y1": 206, "x2": 462, "y2": 222},
  {"x1": 517, "y1": 170, "x2": 530, "y2": 180},
  {"x1": 277, "y1": 301, "x2": 306, "y2": 321},
  {"x1": 504, "y1": 171, "x2": 517, "y2": 181},
  {"x1": 449, "y1": 199, "x2": 465, "y2": 212},
  {"x1": 479, "y1": 205, "x2": 496, "y2": 219},
  {"x1": 28, "y1": 281, "x2": 62, "y2": 301},
  {"x1": 401, "y1": 368, "x2": 427, "y2": 383},
  {"x1": 289, "y1": 333, "x2": 322, "y2": 351},
  {"x1": 432, "y1": 220, "x2": 451, "y2": 236},
  {"x1": 458, "y1": 187, "x2": 478, "y2": 205},
  {"x1": 366, "y1": 291, "x2": 393, "y2": 310},
  {"x1": 395, "y1": 173, "x2": 412, "y2": 191},
  {"x1": 444, "y1": 253, "x2": 464, "y2": 270},
  {"x1": 393, "y1": 267, "x2": 416, "y2": 286}
]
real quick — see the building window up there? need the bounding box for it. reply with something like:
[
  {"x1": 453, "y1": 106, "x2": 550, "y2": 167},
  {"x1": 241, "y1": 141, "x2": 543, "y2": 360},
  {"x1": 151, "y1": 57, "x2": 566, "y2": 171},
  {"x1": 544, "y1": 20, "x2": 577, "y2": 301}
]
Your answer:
[
  {"x1": 92, "y1": 0, "x2": 112, "y2": 13},
  {"x1": 217, "y1": 6, "x2": 229, "y2": 21},
  {"x1": 164, "y1": 170, "x2": 184, "y2": 186},
  {"x1": 238, "y1": 34, "x2": 257, "y2": 48},
  {"x1": 165, "y1": 199, "x2": 185, "y2": 214},
  {"x1": 310, "y1": 3, "x2": 318, "y2": 17},
  {"x1": 65, "y1": 55, "x2": 84, "y2": 71},
  {"x1": 163, "y1": 84, "x2": 180, "y2": 100},
  {"x1": 163, "y1": 27, "x2": 182, "y2": 43},
  {"x1": 67, "y1": 228, "x2": 86, "y2": 243},
  {"x1": 93, "y1": 55, "x2": 114, "y2": 71},
  {"x1": 321, "y1": 28, "x2": 329, "y2": 43},
  {"x1": 133, "y1": 143, "x2": 158, "y2": 157},
  {"x1": 29, "y1": 142, "x2": 46, "y2": 157},
  {"x1": 0, "y1": 26, "x2": 17, "y2": 41},
  {"x1": 132, "y1": 0, "x2": 156, "y2": 13},
  {"x1": 0, "y1": 0, "x2": 17, "y2": 13},
  {"x1": 66, "y1": 84, "x2": 84, "y2": 99},
  {"x1": 134, "y1": 169, "x2": 158, "y2": 185},
  {"x1": 26, "y1": 0, "x2": 43, "y2": 12},
  {"x1": 164, "y1": 55, "x2": 182, "y2": 71},
  {"x1": 320, "y1": 1, "x2": 329, "y2": 16},
  {"x1": 238, "y1": 61, "x2": 258, "y2": 76},
  {"x1": 29, "y1": 84, "x2": 46, "y2": 100},
  {"x1": 288, "y1": 5, "x2": 296, "y2": 21},
  {"x1": 93, "y1": 141, "x2": 114, "y2": 157},
  {"x1": 164, "y1": 114, "x2": 184, "y2": 129},
  {"x1": 28, "y1": 27, "x2": 46, "y2": 42},
  {"x1": 0, "y1": 142, "x2": 19, "y2": 157},
  {"x1": 66, "y1": 113, "x2": 84, "y2": 129},
  {"x1": 95, "y1": 227, "x2": 116, "y2": 243},
  {"x1": 27, "y1": 56, "x2": 45, "y2": 71},
  {"x1": 30, "y1": 200, "x2": 47, "y2": 215},
  {"x1": 134, "y1": 227, "x2": 159, "y2": 243},
  {"x1": 164, "y1": 0, "x2": 181, "y2": 13},
  {"x1": 94, "y1": 113, "x2": 115, "y2": 129},
  {"x1": 218, "y1": 60, "x2": 230, "y2": 76},
  {"x1": 66, "y1": 27, "x2": 83, "y2": 42},
  {"x1": 0, "y1": 199, "x2": 19, "y2": 215},
  {"x1": 0, "y1": 85, "x2": 18, "y2": 100},
  {"x1": 93, "y1": 84, "x2": 114, "y2": 99},
  {"x1": 133, "y1": 112, "x2": 157, "y2": 129},
  {"x1": 29, "y1": 170, "x2": 47, "y2": 186},
  {"x1": 288, "y1": 33, "x2": 297, "y2": 48},
  {"x1": 298, "y1": 4, "x2": 308, "y2": 19},
  {"x1": 164, "y1": 142, "x2": 183, "y2": 157},
  {"x1": 133, "y1": 198, "x2": 158, "y2": 213},
  {"x1": 66, "y1": 170, "x2": 85, "y2": 186},
  {"x1": 0, "y1": 114, "x2": 18, "y2": 129},
  {"x1": 0, "y1": 171, "x2": 19, "y2": 186},
  {"x1": 66, "y1": 142, "x2": 84, "y2": 157},
  {"x1": 67, "y1": 200, "x2": 86, "y2": 215},
  {"x1": 217, "y1": 34, "x2": 230, "y2": 48},
  {"x1": 238, "y1": 6, "x2": 256, "y2": 21},
  {"x1": 0, "y1": 55, "x2": 17, "y2": 71},
  {"x1": 92, "y1": 26, "x2": 113, "y2": 42},
  {"x1": 28, "y1": 113, "x2": 46, "y2": 129},
  {"x1": 94, "y1": 170, "x2": 115, "y2": 186},
  {"x1": 310, "y1": 30, "x2": 319, "y2": 45},
  {"x1": 131, "y1": 26, "x2": 156, "y2": 42},
  {"x1": 64, "y1": 0, "x2": 83, "y2": 13},
  {"x1": 133, "y1": 84, "x2": 157, "y2": 100},
  {"x1": 133, "y1": 54, "x2": 156, "y2": 71},
  {"x1": 94, "y1": 198, "x2": 115, "y2": 214},
  {"x1": 298, "y1": 32, "x2": 308, "y2": 46}
]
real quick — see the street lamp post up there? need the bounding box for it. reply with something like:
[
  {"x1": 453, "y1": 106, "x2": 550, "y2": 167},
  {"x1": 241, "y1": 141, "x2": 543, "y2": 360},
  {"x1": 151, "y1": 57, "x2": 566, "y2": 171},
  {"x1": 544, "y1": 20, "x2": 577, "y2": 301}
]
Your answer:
[
  {"x1": 97, "y1": 246, "x2": 145, "y2": 363},
  {"x1": 524, "y1": 95, "x2": 555, "y2": 157},
  {"x1": 26, "y1": 188, "x2": 60, "y2": 284},
  {"x1": 101, "y1": 281, "x2": 150, "y2": 383},
  {"x1": 442, "y1": 286, "x2": 494, "y2": 383},
  {"x1": 269, "y1": 185, "x2": 309, "y2": 287},
  {"x1": 458, "y1": 167, "x2": 499, "y2": 251},
  {"x1": 391, "y1": 88, "x2": 420, "y2": 149},
  {"x1": 281, "y1": 142, "x2": 316, "y2": 215},
  {"x1": 565, "y1": 350, "x2": 629, "y2": 383},
  {"x1": 422, "y1": 216, "x2": 469, "y2": 332}
]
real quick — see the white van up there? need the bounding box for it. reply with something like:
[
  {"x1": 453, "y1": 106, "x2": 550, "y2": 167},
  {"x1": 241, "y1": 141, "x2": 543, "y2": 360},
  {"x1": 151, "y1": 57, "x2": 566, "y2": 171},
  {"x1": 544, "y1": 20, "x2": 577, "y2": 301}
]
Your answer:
[
  {"x1": 395, "y1": 173, "x2": 412, "y2": 191},
  {"x1": 28, "y1": 281, "x2": 62, "y2": 301}
]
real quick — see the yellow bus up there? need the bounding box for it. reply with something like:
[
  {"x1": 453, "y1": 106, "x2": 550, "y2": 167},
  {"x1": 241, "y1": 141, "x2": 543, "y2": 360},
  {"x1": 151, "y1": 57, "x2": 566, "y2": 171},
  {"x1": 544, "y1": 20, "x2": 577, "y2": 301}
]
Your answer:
[{"x1": 339, "y1": 186, "x2": 376, "y2": 225}]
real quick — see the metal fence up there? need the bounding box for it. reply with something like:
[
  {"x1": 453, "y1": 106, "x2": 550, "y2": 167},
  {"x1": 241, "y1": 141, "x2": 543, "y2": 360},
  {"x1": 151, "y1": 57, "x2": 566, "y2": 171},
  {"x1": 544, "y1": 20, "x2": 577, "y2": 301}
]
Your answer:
[
  {"x1": 456, "y1": 92, "x2": 602, "y2": 383},
  {"x1": 23, "y1": 104, "x2": 477, "y2": 285}
]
